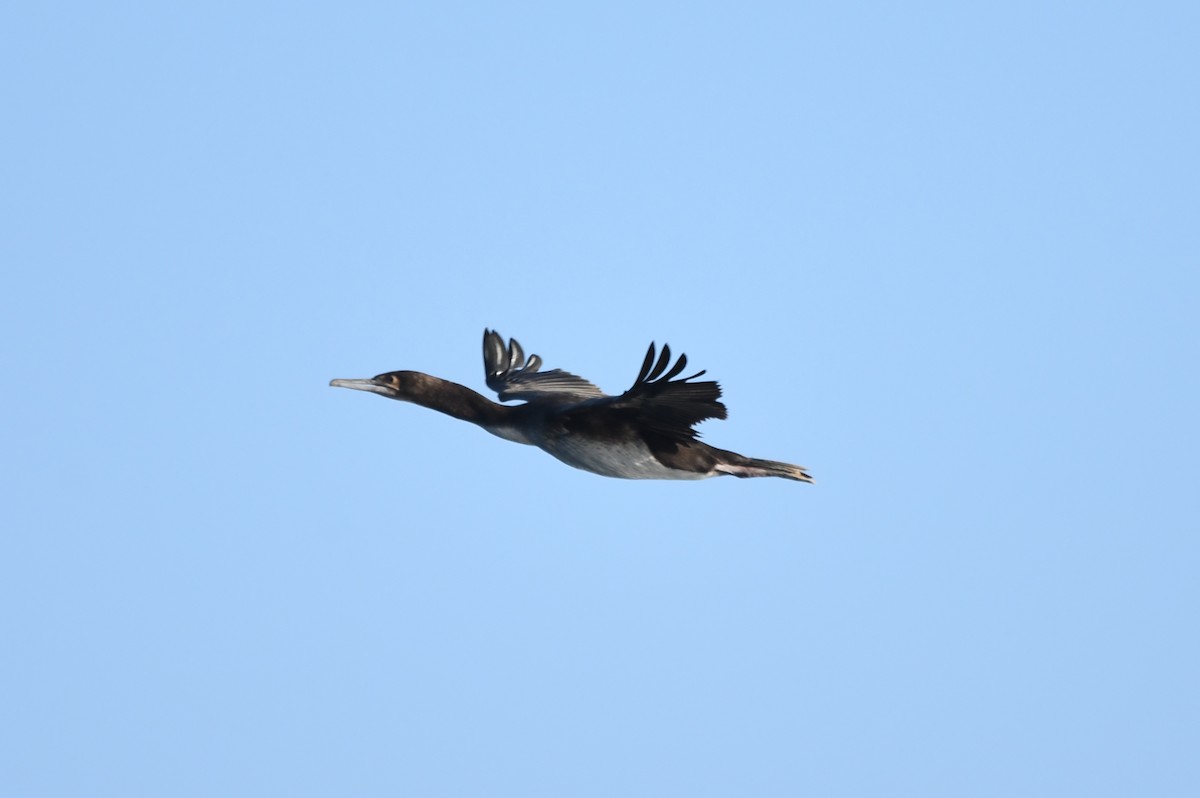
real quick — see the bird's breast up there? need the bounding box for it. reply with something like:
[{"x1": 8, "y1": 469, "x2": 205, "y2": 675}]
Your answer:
[{"x1": 484, "y1": 422, "x2": 538, "y2": 446}]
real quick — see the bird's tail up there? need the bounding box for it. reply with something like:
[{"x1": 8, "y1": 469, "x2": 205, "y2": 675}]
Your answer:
[{"x1": 712, "y1": 450, "x2": 815, "y2": 483}]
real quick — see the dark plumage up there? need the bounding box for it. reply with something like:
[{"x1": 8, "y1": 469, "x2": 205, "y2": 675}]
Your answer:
[{"x1": 330, "y1": 330, "x2": 813, "y2": 483}]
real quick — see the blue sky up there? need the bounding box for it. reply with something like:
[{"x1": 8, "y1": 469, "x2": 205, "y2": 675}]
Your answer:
[{"x1": 3, "y1": 2, "x2": 1198, "y2": 795}]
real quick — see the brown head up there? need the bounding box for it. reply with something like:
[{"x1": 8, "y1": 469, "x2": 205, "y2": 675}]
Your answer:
[
  {"x1": 330, "y1": 370, "x2": 507, "y2": 425},
  {"x1": 329, "y1": 371, "x2": 425, "y2": 400}
]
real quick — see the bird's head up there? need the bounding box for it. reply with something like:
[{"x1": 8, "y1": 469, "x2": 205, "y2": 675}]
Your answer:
[{"x1": 329, "y1": 371, "x2": 421, "y2": 401}]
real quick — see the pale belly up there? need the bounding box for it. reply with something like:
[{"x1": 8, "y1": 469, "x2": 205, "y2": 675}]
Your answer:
[{"x1": 538, "y1": 436, "x2": 713, "y2": 480}]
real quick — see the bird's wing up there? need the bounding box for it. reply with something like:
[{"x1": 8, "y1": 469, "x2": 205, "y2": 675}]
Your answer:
[
  {"x1": 560, "y1": 342, "x2": 728, "y2": 440},
  {"x1": 483, "y1": 329, "x2": 608, "y2": 404}
]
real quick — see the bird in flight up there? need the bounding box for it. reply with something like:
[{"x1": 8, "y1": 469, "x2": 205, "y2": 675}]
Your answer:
[{"x1": 330, "y1": 330, "x2": 813, "y2": 483}]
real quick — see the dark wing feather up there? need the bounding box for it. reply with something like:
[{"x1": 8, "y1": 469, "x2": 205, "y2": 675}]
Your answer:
[
  {"x1": 562, "y1": 342, "x2": 726, "y2": 440},
  {"x1": 483, "y1": 329, "x2": 607, "y2": 404}
]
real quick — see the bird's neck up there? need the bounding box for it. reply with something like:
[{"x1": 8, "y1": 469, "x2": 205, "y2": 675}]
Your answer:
[{"x1": 395, "y1": 372, "x2": 513, "y2": 428}]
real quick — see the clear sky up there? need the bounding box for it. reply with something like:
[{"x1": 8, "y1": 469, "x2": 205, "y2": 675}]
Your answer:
[{"x1": 3, "y1": 2, "x2": 1198, "y2": 796}]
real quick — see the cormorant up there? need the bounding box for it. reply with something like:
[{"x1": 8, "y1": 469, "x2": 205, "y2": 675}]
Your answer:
[{"x1": 330, "y1": 330, "x2": 814, "y2": 483}]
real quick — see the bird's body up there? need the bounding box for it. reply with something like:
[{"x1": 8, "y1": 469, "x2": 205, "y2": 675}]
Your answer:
[{"x1": 330, "y1": 330, "x2": 813, "y2": 483}]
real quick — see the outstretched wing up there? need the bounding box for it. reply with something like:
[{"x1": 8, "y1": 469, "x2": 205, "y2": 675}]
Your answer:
[
  {"x1": 615, "y1": 342, "x2": 727, "y2": 433},
  {"x1": 483, "y1": 329, "x2": 607, "y2": 404},
  {"x1": 559, "y1": 342, "x2": 727, "y2": 440}
]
